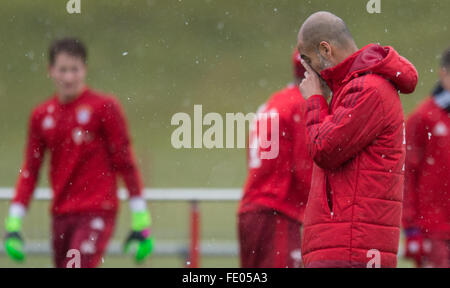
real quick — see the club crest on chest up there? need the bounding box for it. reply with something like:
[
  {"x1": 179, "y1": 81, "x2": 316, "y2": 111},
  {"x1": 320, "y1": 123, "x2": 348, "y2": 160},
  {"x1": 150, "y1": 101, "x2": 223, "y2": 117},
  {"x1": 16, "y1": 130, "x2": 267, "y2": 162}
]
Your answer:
[
  {"x1": 42, "y1": 115, "x2": 55, "y2": 130},
  {"x1": 76, "y1": 105, "x2": 92, "y2": 125}
]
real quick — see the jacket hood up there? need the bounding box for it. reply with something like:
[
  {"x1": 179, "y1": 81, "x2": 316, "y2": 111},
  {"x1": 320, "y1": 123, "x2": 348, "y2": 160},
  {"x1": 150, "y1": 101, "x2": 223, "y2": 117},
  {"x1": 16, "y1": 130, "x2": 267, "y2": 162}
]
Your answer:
[{"x1": 321, "y1": 44, "x2": 418, "y2": 94}]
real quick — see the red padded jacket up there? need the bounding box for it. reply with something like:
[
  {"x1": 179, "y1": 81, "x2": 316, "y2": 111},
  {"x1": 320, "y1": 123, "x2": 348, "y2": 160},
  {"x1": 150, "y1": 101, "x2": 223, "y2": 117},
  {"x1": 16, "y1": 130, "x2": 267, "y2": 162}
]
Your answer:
[{"x1": 302, "y1": 44, "x2": 418, "y2": 268}]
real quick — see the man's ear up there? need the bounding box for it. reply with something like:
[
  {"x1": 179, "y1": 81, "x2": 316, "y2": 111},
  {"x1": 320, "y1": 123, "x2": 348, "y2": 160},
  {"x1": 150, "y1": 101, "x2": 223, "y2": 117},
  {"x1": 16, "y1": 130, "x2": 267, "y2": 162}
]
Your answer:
[{"x1": 318, "y1": 41, "x2": 332, "y2": 58}]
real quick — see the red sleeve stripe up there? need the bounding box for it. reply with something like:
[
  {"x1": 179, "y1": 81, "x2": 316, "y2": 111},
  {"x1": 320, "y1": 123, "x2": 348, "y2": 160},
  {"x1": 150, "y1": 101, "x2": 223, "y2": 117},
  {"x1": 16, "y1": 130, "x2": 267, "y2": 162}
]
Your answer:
[
  {"x1": 313, "y1": 77, "x2": 366, "y2": 144},
  {"x1": 349, "y1": 76, "x2": 366, "y2": 108}
]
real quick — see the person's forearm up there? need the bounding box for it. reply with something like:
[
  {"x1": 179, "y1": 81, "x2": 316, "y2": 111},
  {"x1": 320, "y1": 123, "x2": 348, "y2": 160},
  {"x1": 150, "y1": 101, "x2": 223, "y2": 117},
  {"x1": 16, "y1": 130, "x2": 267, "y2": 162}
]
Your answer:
[{"x1": 121, "y1": 163, "x2": 143, "y2": 197}]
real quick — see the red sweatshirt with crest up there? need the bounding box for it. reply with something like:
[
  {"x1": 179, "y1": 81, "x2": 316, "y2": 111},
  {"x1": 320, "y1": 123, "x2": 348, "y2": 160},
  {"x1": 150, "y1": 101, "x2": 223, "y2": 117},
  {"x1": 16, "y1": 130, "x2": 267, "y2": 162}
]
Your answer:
[{"x1": 13, "y1": 88, "x2": 143, "y2": 215}]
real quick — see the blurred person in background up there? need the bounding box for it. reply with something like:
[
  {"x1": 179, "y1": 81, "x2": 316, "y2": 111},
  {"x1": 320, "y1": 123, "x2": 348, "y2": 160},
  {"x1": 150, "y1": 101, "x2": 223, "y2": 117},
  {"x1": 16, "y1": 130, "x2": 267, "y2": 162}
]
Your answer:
[
  {"x1": 297, "y1": 11, "x2": 418, "y2": 268},
  {"x1": 3, "y1": 38, "x2": 154, "y2": 268},
  {"x1": 403, "y1": 47, "x2": 450, "y2": 268},
  {"x1": 238, "y1": 49, "x2": 313, "y2": 268}
]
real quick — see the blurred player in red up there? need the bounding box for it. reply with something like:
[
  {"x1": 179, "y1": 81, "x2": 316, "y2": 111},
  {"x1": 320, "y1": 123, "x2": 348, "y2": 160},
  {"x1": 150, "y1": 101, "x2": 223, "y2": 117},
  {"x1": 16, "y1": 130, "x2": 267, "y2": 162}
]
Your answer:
[
  {"x1": 3, "y1": 38, "x2": 154, "y2": 268},
  {"x1": 238, "y1": 50, "x2": 312, "y2": 268},
  {"x1": 403, "y1": 47, "x2": 450, "y2": 268}
]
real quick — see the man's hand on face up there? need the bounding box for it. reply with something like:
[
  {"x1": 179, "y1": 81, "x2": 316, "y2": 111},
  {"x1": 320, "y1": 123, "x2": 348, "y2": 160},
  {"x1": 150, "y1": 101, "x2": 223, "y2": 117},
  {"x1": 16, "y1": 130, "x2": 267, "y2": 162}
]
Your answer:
[{"x1": 299, "y1": 60, "x2": 324, "y2": 100}]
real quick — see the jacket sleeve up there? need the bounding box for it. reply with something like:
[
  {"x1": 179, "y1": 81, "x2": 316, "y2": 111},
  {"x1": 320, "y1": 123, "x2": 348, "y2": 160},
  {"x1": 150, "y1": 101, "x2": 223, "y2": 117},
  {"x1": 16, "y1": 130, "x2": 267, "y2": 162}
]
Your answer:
[
  {"x1": 13, "y1": 110, "x2": 46, "y2": 208},
  {"x1": 305, "y1": 83, "x2": 385, "y2": 170},
  {"x1": 402, "y1": 111, "x2": 425, "y2": 229},
  {"x1": 103, "y1": 98, "x2": 143, "y2": 197}
]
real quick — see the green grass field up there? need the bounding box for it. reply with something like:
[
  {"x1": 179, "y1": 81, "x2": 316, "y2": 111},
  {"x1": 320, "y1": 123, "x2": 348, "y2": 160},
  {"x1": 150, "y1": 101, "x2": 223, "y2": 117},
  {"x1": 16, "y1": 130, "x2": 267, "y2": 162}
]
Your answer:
[{"x1": 0, "y1": 0, "x2": 447, "y2": 267}]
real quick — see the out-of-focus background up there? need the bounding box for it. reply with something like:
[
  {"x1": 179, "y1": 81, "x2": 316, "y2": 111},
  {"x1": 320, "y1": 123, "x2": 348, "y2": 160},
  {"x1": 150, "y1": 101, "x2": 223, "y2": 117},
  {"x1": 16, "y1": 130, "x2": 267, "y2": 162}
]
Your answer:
[{"x1": 0, "y1": 0, "x2": 448, "y2": 267}]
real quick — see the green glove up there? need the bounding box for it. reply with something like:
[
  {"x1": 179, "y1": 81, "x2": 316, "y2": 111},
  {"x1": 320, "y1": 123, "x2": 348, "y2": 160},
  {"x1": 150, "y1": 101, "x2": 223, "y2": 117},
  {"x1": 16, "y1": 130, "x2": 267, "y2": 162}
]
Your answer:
[
  {"x1": 123, "y1": 211, "x2": 154, "y2": 263},
  {"x1": 4, "y1": 216, "x2": 25, "y2": 262}
]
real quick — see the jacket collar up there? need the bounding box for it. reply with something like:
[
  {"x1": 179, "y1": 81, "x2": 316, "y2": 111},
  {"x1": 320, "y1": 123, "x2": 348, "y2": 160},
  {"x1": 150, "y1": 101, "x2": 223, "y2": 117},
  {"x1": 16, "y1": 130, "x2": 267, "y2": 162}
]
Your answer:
[{"x1": 320, "y1": 44, "x2": 377, "y2": 93}]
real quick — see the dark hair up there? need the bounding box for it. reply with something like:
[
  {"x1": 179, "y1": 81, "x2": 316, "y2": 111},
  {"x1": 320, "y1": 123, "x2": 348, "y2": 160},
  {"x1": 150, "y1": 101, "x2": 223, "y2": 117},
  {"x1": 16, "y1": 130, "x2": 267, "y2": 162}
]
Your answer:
[
  {"x1": 441, "y1": 47, "x2": 450, "y2": 69},
  {"x1": 49, "y1": 37, "x2": 87, "y2": 65}
]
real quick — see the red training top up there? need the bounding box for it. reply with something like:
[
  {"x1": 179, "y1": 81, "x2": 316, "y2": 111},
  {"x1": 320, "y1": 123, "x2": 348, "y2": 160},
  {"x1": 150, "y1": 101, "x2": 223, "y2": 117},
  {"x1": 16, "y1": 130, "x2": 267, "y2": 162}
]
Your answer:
[
  {"x1": 403, "y1": 94, "x2": 450, "y2": 239},
  {"x1": 13, "y1": 87, "x2": 143, "y2": 215},
  {"x1": 239, "y1": 84, "x2": 312, "y2": 223}
]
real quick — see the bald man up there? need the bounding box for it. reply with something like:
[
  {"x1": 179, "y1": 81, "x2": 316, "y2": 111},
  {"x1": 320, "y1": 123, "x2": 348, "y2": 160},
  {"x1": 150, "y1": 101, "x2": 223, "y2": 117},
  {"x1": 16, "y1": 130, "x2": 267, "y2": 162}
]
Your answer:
[{"x1": 297, "y1": 12, "x2": 418, "y2": 268}]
